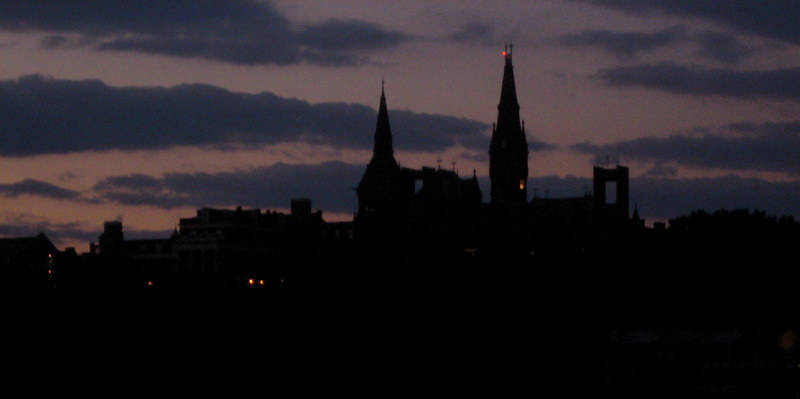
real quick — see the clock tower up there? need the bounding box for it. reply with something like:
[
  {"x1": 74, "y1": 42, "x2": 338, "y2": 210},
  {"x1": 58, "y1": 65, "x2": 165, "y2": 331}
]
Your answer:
[{"x1": 489, "y1": 44, "x2": 529, "y2": 207}]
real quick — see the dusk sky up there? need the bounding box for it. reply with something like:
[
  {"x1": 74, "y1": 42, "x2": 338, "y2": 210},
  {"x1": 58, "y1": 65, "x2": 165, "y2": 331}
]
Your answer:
[{"x1": 1, "y1": 0, "x2": 799, "y2": 250}]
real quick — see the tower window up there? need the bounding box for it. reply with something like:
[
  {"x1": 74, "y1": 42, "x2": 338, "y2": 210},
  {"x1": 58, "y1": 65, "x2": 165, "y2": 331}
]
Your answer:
[{"x1": 519, "y1": 180, "x2": 525, "y2": 190}]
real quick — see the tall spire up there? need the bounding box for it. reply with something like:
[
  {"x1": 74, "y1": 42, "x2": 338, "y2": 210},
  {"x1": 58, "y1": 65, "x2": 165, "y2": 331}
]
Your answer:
[
  {"x1": 370, "y1": 80, "x2": 397, "y2": 169},
  {"x1": 490, "y1": 44, "x2": 529, "y2": 206},
  {"x1": 497, "y1": 42, "x2": 520, "y2": 134}
]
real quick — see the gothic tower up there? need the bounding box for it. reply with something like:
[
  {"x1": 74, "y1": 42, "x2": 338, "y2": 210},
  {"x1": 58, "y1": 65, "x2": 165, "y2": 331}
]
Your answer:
[
  {"x1": 490, "y1": 44, "x2": 529, "y2": 206},
  {"x1": 356, "y1": 82, "x2": 406, "y2": 218}
]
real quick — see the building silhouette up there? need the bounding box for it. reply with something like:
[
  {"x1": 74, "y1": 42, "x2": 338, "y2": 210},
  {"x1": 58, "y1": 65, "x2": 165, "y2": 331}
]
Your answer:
[
  {"x1": 355, "y1": 81, "x2": 482, "y2": 260},
  {"x1": 354, "y1": 45, "x2": 639, "y2": 261},
  {"x1": 0, "y1": 233, "x2": 58, "y2": 287},
  {"x1": 490, "y1": 44, "x2": 529, "y2": 208}
]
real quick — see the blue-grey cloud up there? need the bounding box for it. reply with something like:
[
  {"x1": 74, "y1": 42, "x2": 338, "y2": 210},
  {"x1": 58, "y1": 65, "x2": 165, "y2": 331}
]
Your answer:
[
  {"x1": 641, "y1": 163, "x2": 679, "y2": 178},
  {"x1": 0, "y1": 220, "x2": 97, "y2": 245},
  {"x1": 0, "y1": 179, "x2": 80, "y2": 200},
  {"x1": 0, "y1": 1, "x2": 409, "y2": 66},
  {"x1": 448, "y1": 22, "x2": 495, "y2": 46},
  {"x1": 595, "y1": 62, "x2": 800, "y2": 101},
  {"x1": 560, "y1": 26, "x2": 684, "y2": 58},
  {"x1": 296, "y1": 19, "x2": 410, "y2": 51},
  {"x1": 91, "y1": 160, "x2": 800, "y2": 222},
  {"x1": 574, "y1": 0, "x2": 800, "y2": 45},
  {"x1": 560, "y1": 26, "x2": 751, "y2": 64},
  {"x1": 93, "y1": 161, "x2": 365, "y2": 213},
  {"x1": 691, "y1": 30, "x2": 752, "y2": 64},
  {"x1": 526, "y1": 175, "x2": 800, "y2": 221},
  {"x1": 0, "y1": 75, "x2": 492, "y2": 156},
  {"x1": 571, "y1": 121, "x2": 800, "y2": 175}
]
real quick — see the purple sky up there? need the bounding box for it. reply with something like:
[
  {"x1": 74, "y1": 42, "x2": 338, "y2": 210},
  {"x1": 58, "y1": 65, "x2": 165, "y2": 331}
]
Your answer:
[{"x1": 1, "y1": 0, "x2": 799, "y2": 250}]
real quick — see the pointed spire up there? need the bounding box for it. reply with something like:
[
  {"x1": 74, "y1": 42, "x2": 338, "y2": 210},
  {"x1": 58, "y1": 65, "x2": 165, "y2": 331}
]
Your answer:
[
  {"x1": 371, "y1": 80, "x2": 397, "y2": 169},
  {"x1": 490, "y1": 44, "x2": 529, "y2": 206},
  {"x1": 499, "y1": 45, "x2": 519, "y2": 116}
]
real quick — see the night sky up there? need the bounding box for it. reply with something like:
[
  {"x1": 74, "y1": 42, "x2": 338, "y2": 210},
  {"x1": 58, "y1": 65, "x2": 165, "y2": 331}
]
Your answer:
[{"x1": 1, "y1": 0, "x2": 799, "y2": 250}]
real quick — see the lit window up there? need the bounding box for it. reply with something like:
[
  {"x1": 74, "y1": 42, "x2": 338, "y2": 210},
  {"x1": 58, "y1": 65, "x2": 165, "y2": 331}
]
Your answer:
[
  {"x1": 258, "y1": 280, "x2": 265, "y2": 286},
  {"x1": 519, "y1": 180, "x2": 525, "y2": 190},
  {"x1": 146, "y1": 280, "x2": 154, "y2": 287},
  {"x1": 248, "y1": 278, "x2": 255, "y2": 286}
]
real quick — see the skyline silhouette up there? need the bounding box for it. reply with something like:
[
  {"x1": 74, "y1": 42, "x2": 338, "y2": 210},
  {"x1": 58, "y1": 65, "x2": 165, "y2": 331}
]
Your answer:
[
  {"x1": 1, "y1": 1, "x2": 799, "y2": 251},
  {"x1": 2, "y1": 6, "x2": 800, "y2": 394},
  {"x1": 3, "y1": 47, "x2": 798, "y2": 292}
]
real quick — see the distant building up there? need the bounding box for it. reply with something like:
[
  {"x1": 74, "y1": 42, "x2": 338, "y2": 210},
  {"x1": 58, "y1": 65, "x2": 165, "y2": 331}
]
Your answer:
[
  {"x1": 355, "y1": 82, "x2": 481, "y2": 254},
  {"x1": 356, "y1": 46, "x2": 642, "y2": 261},
  {"x1": 0, "y1": 233, "x2": 58, "y2": 286},
  {"x1": 65, "y1": 200, "x2": 326, "y2": 287},
  {"x1": 173, "y1": 202, "x2": 322, "y2": 286}
]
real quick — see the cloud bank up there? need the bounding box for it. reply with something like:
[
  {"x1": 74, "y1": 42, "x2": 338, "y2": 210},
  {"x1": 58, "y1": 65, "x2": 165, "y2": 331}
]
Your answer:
[
  {"x1": 560, "y1": 27, "x2": 751, "y2": 64},
  {"x1": 0, "y1": 1, "x2": 409, "y2": 66},
  {"x1": 0, "y1": 179, "x2": 81, "y2": 200},
  {"x1": 0, "y1": 75, "x2": 493, "y2": 156},
  {"x1": 572, "y1": 121, "x2": 800, "y2": 175},
  {"x1": 5, "y1": 160, "x2": 800, "y2": 225},
  {"x1": 93, "y1": 161, "x2": 365, "y2": 213},
  {"x1": 560, "y1": 26, "x2": 684, "y2": 58},
  {"x1": 575, "y1": 0, "x2": 800, "y2": 45},
  {"x1": 595, "y1": 63, "x2": 800, "y2": 101}
]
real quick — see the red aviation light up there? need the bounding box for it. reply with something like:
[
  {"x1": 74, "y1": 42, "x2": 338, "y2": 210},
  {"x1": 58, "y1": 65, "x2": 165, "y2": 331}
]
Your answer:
[{"x1": 502, "y1": 50, "x2": 507, "y2": 57}]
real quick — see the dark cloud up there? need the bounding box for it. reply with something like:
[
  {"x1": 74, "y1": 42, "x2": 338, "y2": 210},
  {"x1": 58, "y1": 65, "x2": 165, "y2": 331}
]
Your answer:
[
  {"x1": 529, "y1": 140, "x2": 556, "y2": 153},
  {"x1": 642, "y1": 163, "x2": 679, "y2": 178},
  {"x1": 296, "y1": 19, "x2": 409, "y2": 51},
  {"x1": 0, "y1": 75, "x2": 490, "y2": 156},
  {"x1": 448, "y1": 23, "x2": 495, "y2": 46},
  {"x1": 692, "y1": 30, "x2": 752, "y2": 64},
  {"x1": 559, "y1": 26, "x2": 751, "y2": 64},
  {"x1": 559, "y1": 26, "x2": 684, "y2": 58},
  {"x1": 0, "y1": 179, "x2": 80, "y2": 200},
  {"x1": 575, "y1": 0, "x2": 800, "y2": 45},
  {"x1": 0, "y1": 1, "x2": 410, "y2": 66},
  {"x1": 97, "y1": 157, "x2": 800, "y2": 223},
  {"x1": 0, "y1": 219, "x2": 97, "y2": 245},
  {"x1": 93, "y1": 161, "x2": 366, "y2": 213},
  {"x1": 39, "y1": 35, "x2": 69, "y2": 49},
  {"x1": 595, "y1": 62, "x2": 800, "y2": 101},
  {"x1": 571, "y1": 121, "x2": 800, "y2": 175},
  {"x1": 526, "y1": 175, "x2": 800, "y2": 221}
]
